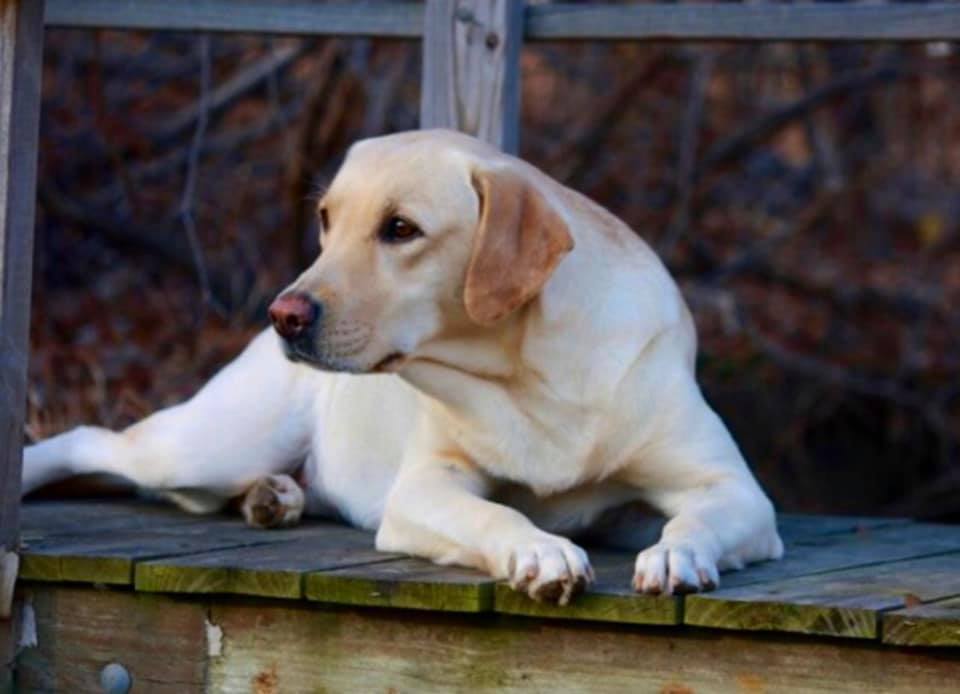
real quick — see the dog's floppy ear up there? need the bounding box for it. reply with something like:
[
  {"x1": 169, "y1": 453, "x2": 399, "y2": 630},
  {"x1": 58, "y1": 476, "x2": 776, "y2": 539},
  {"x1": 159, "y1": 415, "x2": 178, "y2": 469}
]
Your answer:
[{"x1": 464, "y1": 167, "x2": 574, "y2": 326}]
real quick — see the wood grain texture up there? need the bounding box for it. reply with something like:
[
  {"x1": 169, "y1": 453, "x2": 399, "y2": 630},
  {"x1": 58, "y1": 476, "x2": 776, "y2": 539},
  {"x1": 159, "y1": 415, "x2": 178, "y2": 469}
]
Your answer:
[
  {"x1": 721, "y1": 520, "x2": 960, "y2": 590},
  {"x1": 20, "y1": 499, "x2": 241, "y2": 541},
  {"x1": 775, "y1": 514, "x2": 909, "y2": 543},
  {"x1": 18, "y1": 500, "x2": 334, "y2": 584},
  {"x1": 20, "y1": 499, "x2": 338, "y2": 541},
  {"x1": 494, "y1": 519, "x2": 923, "y2": 627},
  {"x1": 305, "y1": 557, "x2": 494, "y2": 612},
  {"x1": 16, "y1": 587, "x2": 208, "y2": 693},
  {"x1": 44, "y1": 1, "x2": 960, "y2": 42},
  {"x1": 0, "y1": 0, "x2": 43, "y2": 558},
  {"x1": 208, "y1": 599, "x2": 960, "y2": 693},
  {"x1": 686, "y1": 551, "x2": 960, "y2": 640},
  {"x1": 17, "y1": 502, "x2": 960, "y2": 648},
  {"x1": 494, "y1": 550, "x2": 679, "y2": 625},
  {"x1": 421, "y1": 0, "x2": 522, "y2": 153},
  {"x1": 11, "y1": 580, "x2": 960, "y2": 690},
  {"x1": 20, "y1": 530, "x2": 280, "y2": 585},
  {"x1": 575, "y1": 509, "x2": 905, "y2": 552},
  {"x1": 45, "y1": 0, "x2": 423, "y2": 37},
  {"x1": 883, "y1": 596, "x2": 960, "y2": 647},
  {"x1": 494, "y1": 583, "x2": 678, "y2": 626},
  {"x1": 526, "y1": 3, "x2": 960, "y2": 41},
  {"x1": 136, "y1": 530, "x2": 394, "y2": 599}
]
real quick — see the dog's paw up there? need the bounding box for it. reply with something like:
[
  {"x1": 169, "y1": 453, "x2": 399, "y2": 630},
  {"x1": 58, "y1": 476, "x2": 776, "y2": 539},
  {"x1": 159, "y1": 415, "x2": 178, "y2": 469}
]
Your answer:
[
  {"x1": 505, "y1": 535, "x2": 594, "y2": 606},
  {"x1": 241, "y1": 474, "x2": 305, "y2": 529},
  {"x1": 633, "y1": 541, "x2": 719, "y2": 595}
]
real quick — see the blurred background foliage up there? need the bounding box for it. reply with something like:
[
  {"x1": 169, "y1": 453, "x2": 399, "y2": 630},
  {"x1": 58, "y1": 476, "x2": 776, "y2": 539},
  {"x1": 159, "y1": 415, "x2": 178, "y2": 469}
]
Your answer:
[{"x1": 27, "y1": 15, "x2": 960, "y2": 518}]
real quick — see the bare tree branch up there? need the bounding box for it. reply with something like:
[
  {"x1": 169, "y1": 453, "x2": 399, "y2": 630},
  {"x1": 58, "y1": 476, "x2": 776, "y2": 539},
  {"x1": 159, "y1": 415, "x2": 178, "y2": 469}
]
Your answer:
[
  {"x1": 179, "y1": 35, "x2": 220, "y2": 318},
  {"x1": 697, "y1": 64, "x2": 903, "y2": 178},
  {"x1": 154, "y1": 41, "x2": 310, "y2": 144},
  {"x1": 659, "y1": 49, "x2": 714, "y2": 260}
]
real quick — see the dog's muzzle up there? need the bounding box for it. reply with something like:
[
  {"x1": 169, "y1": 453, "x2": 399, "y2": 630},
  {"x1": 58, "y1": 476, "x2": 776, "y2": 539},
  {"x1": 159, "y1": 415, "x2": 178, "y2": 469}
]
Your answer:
[{"x1": 269, "y1": 292, "x2": 320, "y2": 341}]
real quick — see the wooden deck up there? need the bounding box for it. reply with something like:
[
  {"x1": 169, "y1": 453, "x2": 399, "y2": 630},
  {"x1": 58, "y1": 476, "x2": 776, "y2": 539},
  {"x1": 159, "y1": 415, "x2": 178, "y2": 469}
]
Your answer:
[{"x1": 8, "y1": 500, "x2": 960, "y2": 691}]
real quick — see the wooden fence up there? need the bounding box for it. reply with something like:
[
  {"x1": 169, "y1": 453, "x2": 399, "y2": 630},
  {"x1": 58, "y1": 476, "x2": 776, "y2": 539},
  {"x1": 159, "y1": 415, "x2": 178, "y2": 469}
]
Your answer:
[{"x1": 4, "y1": 0, "x2": 960, "y2": 618}]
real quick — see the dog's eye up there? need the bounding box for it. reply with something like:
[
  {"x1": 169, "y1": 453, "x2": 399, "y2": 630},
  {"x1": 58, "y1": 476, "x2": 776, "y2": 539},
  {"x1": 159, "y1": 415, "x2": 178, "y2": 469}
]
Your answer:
[{"x1": 379, "y1": 216, "x2": 423, "y2": 244}]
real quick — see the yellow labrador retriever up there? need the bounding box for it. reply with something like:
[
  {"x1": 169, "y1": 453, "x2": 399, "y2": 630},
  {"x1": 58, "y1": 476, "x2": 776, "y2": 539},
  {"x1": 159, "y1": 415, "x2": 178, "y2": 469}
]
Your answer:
[{"x1": 23, "y1": 129, "x2": 782, "y2": 604}]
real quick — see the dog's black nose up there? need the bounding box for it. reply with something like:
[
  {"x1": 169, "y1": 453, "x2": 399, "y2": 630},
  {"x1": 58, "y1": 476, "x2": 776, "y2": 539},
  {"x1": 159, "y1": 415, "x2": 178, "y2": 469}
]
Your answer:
[{"x1": 269, "y1": 292, "x2": 319, "y2": 340}]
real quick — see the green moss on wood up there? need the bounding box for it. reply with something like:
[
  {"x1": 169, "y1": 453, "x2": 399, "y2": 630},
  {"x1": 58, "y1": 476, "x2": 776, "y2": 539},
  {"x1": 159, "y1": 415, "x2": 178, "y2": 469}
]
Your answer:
[
  {"x1": 19, "y1": 553, "x2": 132, "y2": 585},
  {"x1": 883, "y1": 597, "x2": 960, "y2": 647},
  {"x1": 494, "y1": 583, "x2": 680, "y2": 625},
  {"x1": 135, "y1": 563, "x2": 303, "y2": 599},
  {"x1": 305, "y1": 560, "x2": 494, "y2": 612},
  {"x1": 685, "y1": 594, "x2": 877, "y2": 639}
]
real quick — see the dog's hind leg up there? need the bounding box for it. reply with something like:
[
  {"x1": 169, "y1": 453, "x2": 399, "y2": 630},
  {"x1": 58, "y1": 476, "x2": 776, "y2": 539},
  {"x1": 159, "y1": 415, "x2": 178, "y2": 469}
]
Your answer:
[
  {"x1": 23, "y1": 329, "x2": 321, "y2": 514},
  {"x1": 23, "y1": 424, "x2": 140, "y2": 496}
]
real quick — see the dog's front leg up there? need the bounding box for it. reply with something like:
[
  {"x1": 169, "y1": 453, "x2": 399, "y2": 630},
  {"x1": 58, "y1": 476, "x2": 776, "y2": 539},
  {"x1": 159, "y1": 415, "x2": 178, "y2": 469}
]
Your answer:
[
  {"x1": 376, "y1": 458, "x2": 593, "y2": 605},
  {"x1": 631, "y1": 475, "x2": 782, "y2": 595},
  {"x1": 621, "y1": 386, "x2": 783, "y2": 595}
]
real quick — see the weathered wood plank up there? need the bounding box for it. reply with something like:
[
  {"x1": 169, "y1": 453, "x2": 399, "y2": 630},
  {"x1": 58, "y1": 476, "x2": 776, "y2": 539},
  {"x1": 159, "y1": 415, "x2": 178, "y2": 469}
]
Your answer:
[
  {"x1": 44, "y1": 1, "x2": 960, "y2": 42},
  {"x1": 20, "y1": 499, "x2": 344, "y2": 544},
  {"x1": 19, "y1": 530, "x2": 282, "y2": 585},
  {"x1": 586, "y1": 509, "x2": 907, "y2": 552},
  {"x1": 21, "y1": 499, "x2": 960, "y2": 647},
  {"x1": 18, "y1": 501, "x2": 343, "y2": 585},
  {"x1": 208, "y1": 598, "x2": 960, "y2": 693},
  {"x1": 776, "y1": 514, "x2": 909, "y2": 543},
  {"x1": 305, "y1": 557, "x2": 494, "y2": 612},
  {"x1": 421, "y1": 0, "x2": 522, "y2": 153},
  {"x1": 16, "y1": 587, "x2": 208, "y2": 693},
  {"x1": 686, "y1": 551, "x2": 960, "y2": 640},
  {"x1": 883, "y1": 596, "x2": 960, "y2": 648},
  {"x1": 20, "y1": 499, "x2": 234, "y2": 540},
  {"x1": 526, "y1": 3, "x2": 960, "y2": 42},
  {"x1": 494, "y1": 550, "x2": 679, "y2": 625},
  {"x1": 721, "y1": 520, "x2": 960, "y2": 590},
  {"x1": 0, "y1": 0, "x2": 44, "y2": 621},
  {"x1": 13, "y1": 583, "x2": 960, "y2": 692},
  {"x1": 136, "y1": 528, "x2": 394, "y2": 599},
  {"x1": 495, "y1": 520, "x2": 931, "y2": 626},
  {"x1": 45, "y1": 0, "x2": 423, "y2": 38}
]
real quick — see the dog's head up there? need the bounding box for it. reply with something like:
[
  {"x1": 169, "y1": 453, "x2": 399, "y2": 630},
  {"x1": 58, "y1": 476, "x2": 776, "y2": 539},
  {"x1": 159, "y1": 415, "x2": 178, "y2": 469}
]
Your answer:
[{"x1": 269, "y1": 129, "x2": 573, "y2": 373}]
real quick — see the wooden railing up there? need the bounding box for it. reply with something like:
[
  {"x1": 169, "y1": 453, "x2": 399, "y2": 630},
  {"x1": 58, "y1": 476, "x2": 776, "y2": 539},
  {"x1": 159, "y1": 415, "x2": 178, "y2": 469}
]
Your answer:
[
  {"x1": 42, "y1": 1, "x2": 960, "y2": 42},
  {"x1": 4, "y1": 0, "x2": 960, "y2": 620}
]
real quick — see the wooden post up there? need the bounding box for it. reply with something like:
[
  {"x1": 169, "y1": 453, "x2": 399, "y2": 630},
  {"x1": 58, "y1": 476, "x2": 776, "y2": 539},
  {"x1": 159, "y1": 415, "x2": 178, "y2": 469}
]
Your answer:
[
  {"x1": 0, "y1": 0, "x2": 44, "y2": 622},
  {"x1": 420, "y1": 0, "x2": 523, "y2": 153}
]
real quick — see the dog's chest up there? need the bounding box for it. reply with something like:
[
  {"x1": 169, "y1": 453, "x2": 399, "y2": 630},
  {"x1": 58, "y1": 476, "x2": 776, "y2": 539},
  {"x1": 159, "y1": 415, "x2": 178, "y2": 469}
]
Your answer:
[{"x1": 434, "y1": 389, "x2": 624, "y2": 495}]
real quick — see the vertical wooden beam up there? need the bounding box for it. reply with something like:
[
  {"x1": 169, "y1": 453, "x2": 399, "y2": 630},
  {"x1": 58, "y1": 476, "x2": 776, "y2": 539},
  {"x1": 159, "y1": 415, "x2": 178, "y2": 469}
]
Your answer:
[
  {"x1": 0, "y1": 0, "x2": 44, "y2": 620},
  {"x1": 421, "y1": 0, "x2": 523, "y2": 153}
]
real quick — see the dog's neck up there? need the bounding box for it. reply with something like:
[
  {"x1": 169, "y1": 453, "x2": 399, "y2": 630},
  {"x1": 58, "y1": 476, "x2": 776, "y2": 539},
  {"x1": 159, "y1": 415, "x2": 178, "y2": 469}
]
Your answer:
[
  {"x1": 398, "y1": 292, "x2": 605, "y2": 419},
  {"x1": 400, "y1": 309, "x2": 532, "y2": 394}
]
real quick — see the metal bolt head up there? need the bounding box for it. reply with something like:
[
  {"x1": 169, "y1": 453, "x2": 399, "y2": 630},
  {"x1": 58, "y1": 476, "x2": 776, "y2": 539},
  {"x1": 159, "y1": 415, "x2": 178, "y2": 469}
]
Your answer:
[
  {"x1": 100, "y1": 663, "x2": 131, "y2": 694},
  {"x1": 485, "y1": 32, "x2": 500, "y2": 50}
]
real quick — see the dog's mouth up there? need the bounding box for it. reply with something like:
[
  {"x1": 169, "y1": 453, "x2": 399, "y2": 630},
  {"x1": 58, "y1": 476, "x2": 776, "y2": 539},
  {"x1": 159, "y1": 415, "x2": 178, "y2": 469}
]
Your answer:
[
  {"x1": 281, "y1": 340, "x2": 354, "y2": 373},
  {"x1": 281, "y1": 340, "x2": 406, "y2": 375},
  {"x1": 371, "y1": 352, "x2": 406, "y2": 373}
]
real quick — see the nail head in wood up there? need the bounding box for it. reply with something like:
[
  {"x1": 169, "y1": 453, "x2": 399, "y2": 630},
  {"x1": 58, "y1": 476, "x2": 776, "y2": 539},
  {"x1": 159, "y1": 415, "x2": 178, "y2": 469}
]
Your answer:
[{"x1": 100, "y1": 662, "x2": 131, "y2": 694}]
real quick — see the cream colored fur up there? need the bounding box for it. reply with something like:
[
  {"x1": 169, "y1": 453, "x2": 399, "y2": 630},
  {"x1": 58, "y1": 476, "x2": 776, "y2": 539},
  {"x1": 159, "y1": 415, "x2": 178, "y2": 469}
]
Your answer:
[{"x1": 23, "y1": 130, "x2": 782, "y2": 604}]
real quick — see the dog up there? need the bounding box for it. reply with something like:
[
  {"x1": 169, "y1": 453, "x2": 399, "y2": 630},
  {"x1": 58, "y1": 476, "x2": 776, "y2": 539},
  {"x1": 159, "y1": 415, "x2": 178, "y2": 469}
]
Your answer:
[{"x1": 23, "y1": 129, "x2": 783, "y2": 605}]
